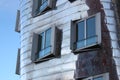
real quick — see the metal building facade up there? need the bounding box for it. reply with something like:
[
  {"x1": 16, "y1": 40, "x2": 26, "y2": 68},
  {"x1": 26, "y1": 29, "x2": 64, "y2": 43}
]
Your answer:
[{"x1": 15, "y1": 0, "x2": 120, "y2": 80}]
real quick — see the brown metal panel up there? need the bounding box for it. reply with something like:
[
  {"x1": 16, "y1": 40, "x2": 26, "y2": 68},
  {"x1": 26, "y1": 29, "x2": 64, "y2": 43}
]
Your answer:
[
  {"x1": 74, "y1": 0, "x2": 119, "y2": 79},
  {"x1": 74, "y1": 50, "x2": 111, "y2": 79}
]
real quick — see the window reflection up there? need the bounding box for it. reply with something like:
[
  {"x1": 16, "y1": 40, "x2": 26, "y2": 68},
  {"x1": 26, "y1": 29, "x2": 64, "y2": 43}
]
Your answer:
[
  {"x1": 76, "y1": 16, "x2": 97, "y2": 49},
  {"x1": 39, "y1": 28, "x2": 51, "y2": 59}
]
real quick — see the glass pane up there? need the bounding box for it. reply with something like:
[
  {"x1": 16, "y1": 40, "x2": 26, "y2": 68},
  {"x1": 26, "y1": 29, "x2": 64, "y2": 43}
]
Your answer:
[
  {"x1": 86, "y1": 17, "x2": 96, "y2": 38},
  {"x1": 39, "y1": 46, "x2": 51, "y2": 58},
  {"x1": 39, "y1": 50, "x2": 44, "y2": 58},
  {"x1": 45, "y1": 28, "x2": 51, "y2": 48},
  {"x1": 77, "y1": 21, "x2": 85, "y2": 41},
  {"x1": 86, "y1": 36, "x2": 97, "y2": 46},
  {"x1": 44, "y1": 46, "x2": 51, "y2": 55},
  {"x1": 40, "y1": 0, "x2": 48, "y2": 12},
  {"x1": 93, "y1": 76, "x2": 103, "y2": 80},
  {"x1": 39, "y1": 28, "x2": 51, "y2": 59},
  {"x1": 77, "y1": 40, "x2": 85, "y2": 49},
  {"x1": 40, "y1": 32, "x2": 45, "y2": 50}
]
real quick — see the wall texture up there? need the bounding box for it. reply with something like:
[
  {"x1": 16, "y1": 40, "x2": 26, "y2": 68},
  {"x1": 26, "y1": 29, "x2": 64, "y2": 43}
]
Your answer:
[
  {"x1": 18, "y1": 0, "x2": 120, "y2": 80},
  {"x1": 75, "y1": 0, "x2": 120, "y2": 80},
  {"x1": 20, "y1": 0, "x2": 78, "y2": 80}
]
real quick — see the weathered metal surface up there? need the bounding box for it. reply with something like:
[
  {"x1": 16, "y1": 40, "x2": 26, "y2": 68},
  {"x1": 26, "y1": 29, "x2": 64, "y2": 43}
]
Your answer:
[{"x1": 74, "y1": 0, "x2": 120, "y2": 80}]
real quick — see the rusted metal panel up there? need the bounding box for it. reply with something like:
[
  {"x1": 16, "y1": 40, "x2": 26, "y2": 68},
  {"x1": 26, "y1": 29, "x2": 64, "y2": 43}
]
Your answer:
[
  {"x1": 74, "y1": 50, "x2": 110, "y2": 79},
  {"x1": 74, "y1": 0, "x2": 120, "y2": 80}
]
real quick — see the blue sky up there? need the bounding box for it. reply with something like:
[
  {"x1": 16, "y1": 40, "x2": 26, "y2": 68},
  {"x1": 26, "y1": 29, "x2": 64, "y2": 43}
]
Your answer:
[{"x1": 0, "y1": 0, "x2": 20, "y2": 80}]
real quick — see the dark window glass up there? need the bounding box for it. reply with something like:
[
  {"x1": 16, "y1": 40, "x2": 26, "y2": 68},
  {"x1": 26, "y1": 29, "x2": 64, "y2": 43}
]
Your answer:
[
  {"x1": 86, "y1": 17, "x2": 96, "y2": 46},
  {"x1": 77, "y1": 21, "x2": 85, "y2": 41},
  {"x1": 77, "y1": 21, "x2": 85, "y2": 49},
  {"x1": 32, "y1": 0, "x2": 56, "y2": 17},
  {"x1": 86, "y1": 16, "x2": 96, "y2": 38},
  {"x1": 76, "y1": 16, "x2": 97, "y2": 49}
]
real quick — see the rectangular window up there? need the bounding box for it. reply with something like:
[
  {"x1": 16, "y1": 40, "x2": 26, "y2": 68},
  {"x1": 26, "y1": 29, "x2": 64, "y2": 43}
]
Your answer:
[
  {"x1": 70, "y1": 13, "x2": 101, "y2": 53},
  {"x1": 31, "y1": 27, "x2": 62, "y2": 63},
  {"x1": 76, "y1": 16, "x2": 97, "y2": 49},
  {"x1": 77, "y1": 21, "x2": 85, "y2": 49},
  {"x1": 32, "y1": 0, "x2": 56, "y2": 17},
  {"x1": 39, "y1": 28, "x2": 51, "y2": 59}
]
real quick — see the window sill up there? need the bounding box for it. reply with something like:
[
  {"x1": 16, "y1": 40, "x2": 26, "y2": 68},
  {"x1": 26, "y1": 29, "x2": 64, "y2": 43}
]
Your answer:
[
  {"x1": 72, "y1": 43, "x2": 101, "y2": 54},
  {"x1": 34, "y1": 52, "x2": 56, "y2": 63},
  {"x1": 34, "y1": 57, "x2": 54, "y2": 63}
]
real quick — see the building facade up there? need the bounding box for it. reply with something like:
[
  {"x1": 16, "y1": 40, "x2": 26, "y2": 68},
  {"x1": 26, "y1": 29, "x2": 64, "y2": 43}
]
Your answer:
[{"x1": 15, "y1": 0, "x2": 120, "y2": 80}]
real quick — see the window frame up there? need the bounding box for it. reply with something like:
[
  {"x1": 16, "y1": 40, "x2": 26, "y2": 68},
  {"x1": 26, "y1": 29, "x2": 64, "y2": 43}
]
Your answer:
[
  {"x1": 82, "y1": 73, "x2": 109, "y2": 80},
  {"x1": 37, "y1": 28, "x2": 52, "y2": 60},
  {"x1": 31, "y1": 27, "x2": 62, "y2": 63},
  {"x1": 32, "y1": 0, "x2": 56, "y2": 17},
  {"x1": 70, "y1": 12, "x2": 101, "y2": 53}
]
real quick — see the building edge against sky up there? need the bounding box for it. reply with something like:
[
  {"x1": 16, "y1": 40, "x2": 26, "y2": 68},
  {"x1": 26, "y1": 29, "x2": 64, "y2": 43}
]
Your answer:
[{"x1": 15, "y1": 0, "x2": 120, "y2": 80}]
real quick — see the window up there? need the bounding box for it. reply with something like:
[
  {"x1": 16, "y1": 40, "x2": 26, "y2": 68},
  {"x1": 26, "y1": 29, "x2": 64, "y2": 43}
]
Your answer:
[
  {"x1": 39, "y1": 0, "x2": 48, "y2": 12},
  {"x1": 82, "y1": 73, "x2": 109, "y2": 80},
  {"x1": 39, "y1": 28, "x2": 51, "y2": 59},
  {"x1": 70, "y1": 13, "x2": 101, "y2": 53},
  {"x1": 31, "y1": 27, "x2": 62, "y2": 62},
  {"x1": 32, "y1": 0, "x2": 56, "y2": 17},
  {"x1": 76, "y1": 16, "x2": 96, "y2": 49}
]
